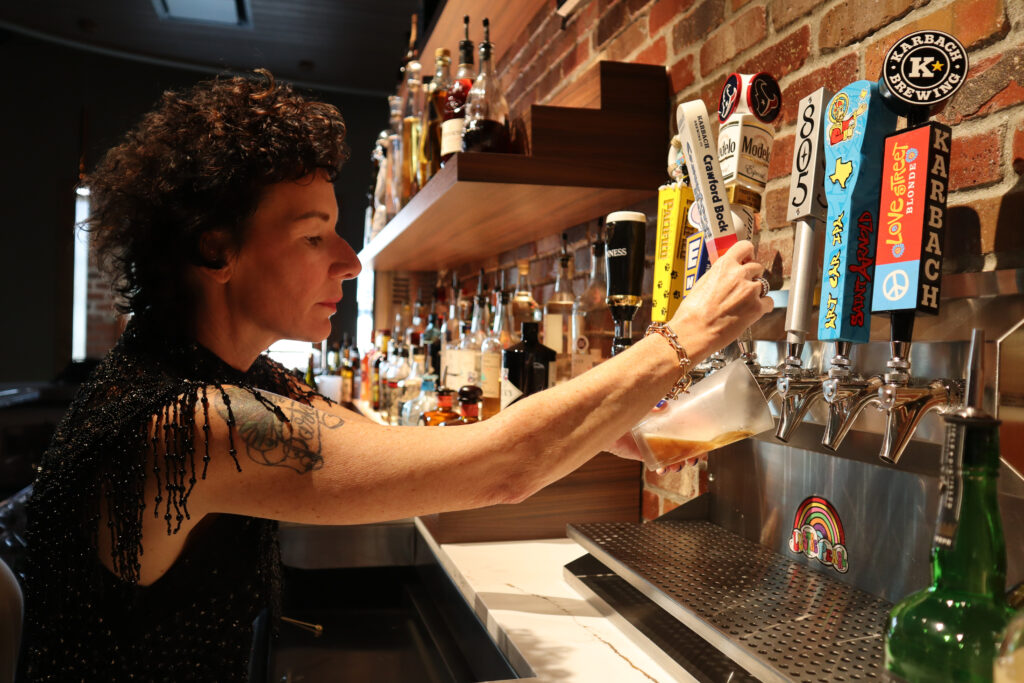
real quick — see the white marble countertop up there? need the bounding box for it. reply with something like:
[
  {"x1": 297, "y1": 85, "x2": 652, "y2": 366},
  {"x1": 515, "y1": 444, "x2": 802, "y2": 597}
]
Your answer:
[{"x1": 415, "y1": 519, "x2": 694, "y2": 683}]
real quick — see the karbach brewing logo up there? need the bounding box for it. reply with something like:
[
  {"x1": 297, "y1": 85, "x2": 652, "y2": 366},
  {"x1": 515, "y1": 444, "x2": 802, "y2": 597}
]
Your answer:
[
  {"x1": 881, "y1": 30, "x2": 968, "y2": 107},
  {"x1": 789, "y1": 495, "x2": 849, "y2": 573}
]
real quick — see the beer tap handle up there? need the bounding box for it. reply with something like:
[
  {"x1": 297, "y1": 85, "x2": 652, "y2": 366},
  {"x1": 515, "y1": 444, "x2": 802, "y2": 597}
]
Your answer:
[{"x1": 784, "y1": 87, "x2": 832, "y2": 369}]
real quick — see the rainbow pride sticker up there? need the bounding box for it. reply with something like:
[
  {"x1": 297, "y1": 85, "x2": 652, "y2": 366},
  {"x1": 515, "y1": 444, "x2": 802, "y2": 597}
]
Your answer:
[{"x1": 788, "y1": 495, "x2": 849, "y2": 573}]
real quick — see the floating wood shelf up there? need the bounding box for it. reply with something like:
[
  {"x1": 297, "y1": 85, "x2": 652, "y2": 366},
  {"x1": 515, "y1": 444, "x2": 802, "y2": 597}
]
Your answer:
[{"x1": 357, "y1": 62, "x2": 670, "y2": 272}]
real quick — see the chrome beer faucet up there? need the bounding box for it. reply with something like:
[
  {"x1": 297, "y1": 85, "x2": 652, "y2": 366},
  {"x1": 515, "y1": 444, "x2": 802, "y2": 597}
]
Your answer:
[
  {"x1": 821, "y1": 341, "x2": 883, "y2": 451},
  {"x1": 775, "y1": 88, "x2": 832, "y2": 442}
]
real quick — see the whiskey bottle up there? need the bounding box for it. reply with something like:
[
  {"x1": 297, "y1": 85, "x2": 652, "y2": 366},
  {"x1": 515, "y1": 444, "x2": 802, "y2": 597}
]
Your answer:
[
  {"x1": 401, "y1": 60, "x2": 424, "y2": 199},
  {"x1": 419, "y1": 48, "x2": 452, "y2": 188},
  {"x1": 461, "y1": 18, "x2": 511, "y2": 154},
  {"x1": 440, "y1": 15, "x2": 475, "y2": 164}
]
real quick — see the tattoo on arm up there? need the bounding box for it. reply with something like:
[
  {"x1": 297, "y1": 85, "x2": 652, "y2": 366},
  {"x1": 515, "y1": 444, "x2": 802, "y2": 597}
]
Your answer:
[{"x1": 216, "y1": 388, "x2": 344, "y2": 473}]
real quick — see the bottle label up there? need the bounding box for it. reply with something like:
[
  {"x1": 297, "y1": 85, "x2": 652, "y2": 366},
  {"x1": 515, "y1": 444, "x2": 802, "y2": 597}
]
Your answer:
[
  {"x1": 500, "y1": 367, "x2": 524, "y2": 410},
  {"x1": 934, "y1": 421, "x2": 965, "y2": 548},
  {"x1": 481, "y1": 353, "x2": 501, "y2": 398},
  {"x1": 571, "y1": 352, "x2": 594, "y2": 378},
  {"x1": 440, "y1": 119, "x2": 465, "y2": 157},
  {"x1": 544, "y1": 313, "x2": 563, "y2": 353}
]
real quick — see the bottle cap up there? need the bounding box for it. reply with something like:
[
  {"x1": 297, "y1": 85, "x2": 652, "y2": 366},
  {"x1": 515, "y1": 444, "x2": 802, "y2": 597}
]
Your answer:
[
  {"x1": 458, "y1": 385, "x2": 484, "y2": 402},
  {"x1": 435, "y1": 47, "x2": 451, "y2": 59},
  {"x1": 520, "y1": 321, "x2": 540, "y2": 341}
]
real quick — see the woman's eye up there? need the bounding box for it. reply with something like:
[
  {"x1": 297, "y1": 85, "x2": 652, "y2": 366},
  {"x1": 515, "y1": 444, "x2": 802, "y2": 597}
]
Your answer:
[{"x1": 305, "y1": 236, "x2": 323, "y2": 246}]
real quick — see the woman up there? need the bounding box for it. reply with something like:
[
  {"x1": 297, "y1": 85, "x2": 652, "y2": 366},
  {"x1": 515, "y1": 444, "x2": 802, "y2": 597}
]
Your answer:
[{"x1": 22, "y1": 70, "x2": 772, "y2": 681}]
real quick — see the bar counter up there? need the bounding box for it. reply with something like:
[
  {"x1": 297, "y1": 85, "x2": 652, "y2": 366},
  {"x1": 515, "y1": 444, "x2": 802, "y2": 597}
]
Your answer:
[{"x1": 413, "y1": 517, "x2": 686, "y2": 682}]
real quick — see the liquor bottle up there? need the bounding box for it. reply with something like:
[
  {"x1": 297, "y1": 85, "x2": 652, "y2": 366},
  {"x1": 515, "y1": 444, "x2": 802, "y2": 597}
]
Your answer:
[
  {"x1": 384, "y1": 346, "x2": 411, "y2": 424},
  {"x1": 401, "y1": 60, "x2": 424, "y2": 199},
  {"x1": 401, "y1": 374, "x2": 438, "y2": 426},
  {"x1": 500, "y1": 322, "x2": 556, "y2": 410},
  {"x1": 370, "y1": 329, "x2": 390, "y2": 410},
  {"x1": 304, "y1": 352, "x2": 317, "y2": 390},
  {"x1": 327, "y1": 340, "x2": 342, "y2": 375},
  {"x1": 370, "y1": 134, "x2": 388, "y2": 240},
  {"x1": 386, "y1": 95, "x2": 405, "y2": 217},
  {"x1": 492, "y1": 271, "x2": 517, "y2": 348},
  {"x1": 885, "y1": 330, "x2": 1014, "y2": 682},
  {"x1": 458, "y1": 272, "x2": 490, "y2": 393},
  {"x1": 440, "y1": 385, "x2": 483, "y2": 426},
  {"x1": 479, "y1": 273, "x2": 507, "y2": 419},
  {"x1": 396, "y1": 344, "x2": 425, "y2": 422},
  {"x1": 440, "y1": 15, "x2": 475, "y2": 164},
  {"x1": 421, "y1": 387, "x2": 460, "y2": 426},
  {"x1": 348, "y1": 340, "x2": 360, "y2": 399},
  {"x1": 419, "y1": 48, "x2": 452, "y2": 188},
  {"x1": 461, "y1": 18, "x2": 511, "y2": 154},
  {"x1": 511, "y1": 260, "x2": 541, "y2": 335},
  {"x1": 543, "y1": 233, "x2": 576, "y2": 384},
  {"x1": 421, "y1": 313, "x2": 442, "y2": 376},
  {"x1": 578, "y1": 237, "x2": 611, "y2": 361}
]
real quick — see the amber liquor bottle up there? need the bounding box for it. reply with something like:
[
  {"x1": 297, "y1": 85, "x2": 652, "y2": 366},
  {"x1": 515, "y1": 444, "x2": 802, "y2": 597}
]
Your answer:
[
  {"x1": 461, "y1": 18, "x2": 511, "y2": 154},
  {"x1": 440, "y1": 15, "x2": 475, "y2": 164}
]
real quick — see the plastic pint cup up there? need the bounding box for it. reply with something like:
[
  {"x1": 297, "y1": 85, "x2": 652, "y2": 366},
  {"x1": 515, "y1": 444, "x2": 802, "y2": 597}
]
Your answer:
[{"x1": 631, "y1": 358, "x2": 774, "y2": 470}]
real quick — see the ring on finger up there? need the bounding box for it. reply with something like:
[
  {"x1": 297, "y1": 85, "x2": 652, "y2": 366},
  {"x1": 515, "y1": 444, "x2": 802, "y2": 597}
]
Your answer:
[{"x1": 754, "y1": 276, "x2": 770, "y2": 298}]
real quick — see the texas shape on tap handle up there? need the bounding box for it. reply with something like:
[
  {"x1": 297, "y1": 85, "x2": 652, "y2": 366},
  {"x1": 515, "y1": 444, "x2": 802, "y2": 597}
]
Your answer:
[{"x1": 816, "y1": 81, "x2": 900, "y2": 345}]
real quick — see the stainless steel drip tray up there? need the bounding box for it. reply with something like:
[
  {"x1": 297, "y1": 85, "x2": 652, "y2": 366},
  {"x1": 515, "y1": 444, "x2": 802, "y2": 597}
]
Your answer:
[{"x1": 566, "y1": 520, "x2": 891, "y2": 682}]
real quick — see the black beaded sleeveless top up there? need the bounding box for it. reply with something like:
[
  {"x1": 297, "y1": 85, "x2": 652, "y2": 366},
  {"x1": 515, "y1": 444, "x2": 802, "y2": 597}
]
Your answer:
[{"x1": 22, "y1": 315, "x2": 319, "y2": 681}]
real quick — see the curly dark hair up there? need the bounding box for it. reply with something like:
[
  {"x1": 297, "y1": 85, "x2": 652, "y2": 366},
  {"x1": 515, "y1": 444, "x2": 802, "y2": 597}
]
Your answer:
[{"x1": 86, "y1": 69, "x2": 349, "y2": 333}]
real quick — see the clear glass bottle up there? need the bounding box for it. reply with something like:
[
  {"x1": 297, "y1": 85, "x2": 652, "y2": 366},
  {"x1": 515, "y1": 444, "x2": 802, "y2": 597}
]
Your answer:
[
  {"x1": 419, "y1": 48, "x2": 452, "y2": 188},
  {"x1": 479, "y1": 273, "x2": 507, "y2": 419},
  {"x1": 440, "y1": 15, "x2": 475, "y2": 164},
  {"x1": 461, "y1": 17, "x2": 511, "y2": 154},
  {"x1": 440, "y1": 272, "x2": 462, "y2": 385},
  {"x1": 384, "y1": 346, "x2": 411, "y2": 425},
  {"x1": 543, "y1": 233, "x2": 575, "y2": 385},
  {"x1": 401, "y1": 375, "x2": 438, "y2": 426},
  {"x1": 511, "y1": 260, "x2": 541, "y2": 335},
  {"x1": 386, "y1": 95, "x2": 404, "y2": 218},
  {"x1": 573, "y1": 238, "x2": 612, "y2": 372},
  {"x1": 370, "y1": 132, "x2": 389, "y2": 241}
]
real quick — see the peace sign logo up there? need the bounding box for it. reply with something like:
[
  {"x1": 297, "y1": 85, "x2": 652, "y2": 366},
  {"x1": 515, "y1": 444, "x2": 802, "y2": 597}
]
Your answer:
[{"x1": 882, "y1": 269, "x2": 910, "y2": 301}]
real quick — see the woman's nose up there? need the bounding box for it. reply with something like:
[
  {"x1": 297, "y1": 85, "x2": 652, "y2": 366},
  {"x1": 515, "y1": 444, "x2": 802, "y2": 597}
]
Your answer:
[{"x1": 330, "y1": 237, "x2": 362, "y2": 280}]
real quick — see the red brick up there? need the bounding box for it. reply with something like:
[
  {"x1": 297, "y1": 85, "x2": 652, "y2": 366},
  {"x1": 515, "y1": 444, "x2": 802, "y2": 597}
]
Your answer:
[
  {"x1": 864, "y1": 0, "x2": 1009, "y2": 81},
  {"x1": 700, "y1": 6, "x2": 767, "y2": 77},
  {"x1": 768, "y1": 133, "x2": 794, "y2": 182},
  {"x1": 778, "y1": 53, "x2": 860, "y2": 127},
  {"x1": 949, "y1": 128, "x2": 1004, "y2": 192},
  {"x1": 941, "y1": 44, "x2": 1024, "y2": 125},
  {"x1": 738, "y1": 25, "x2": 810, "y2": 80},
  {"x1": 561, "y1": 38, "x2": 590, "y2": 79},
  {"x1": 1013, "y1": 120, "x2": 1024, "y2": 175},
  {"x1": 764, "y1": 186, "x2": 790, "y2": 230},
  {"x1": 671, "y1": 0, "x2": 725, "y2": 53},
  {"x1": 755, "y1": 229, "x2": 788, "y2": 287},
  {"x1": 669, "y1": 53, "x2": 696, "y2": 95},
  {"x1": 597, "y1": 0, "x2": 630, "y2": 46},
  {"x1": 649, "y1": 0, "x2": 697, "y2": 36},
  {"x1": 603, "y1": 16, "x2": 648, "y2": 61},
  {"x1": 642, "y1": 488, "x2": 661, "y2": 520},
  {"x1": 770, "y1": 0, "x2": 822, "y2": 30},
  {"x1": 732, "y1": 0, "x2": 754, "y2": 9},
  {"x1": 819, "y1": 0, "x2": 916, "y2": 53},
  {"x1": 626, "y1": 0, "x2": 654, "y2": 15},
  {"x1": 633, "y1": 36, "x2": 667, "y2": 66}
]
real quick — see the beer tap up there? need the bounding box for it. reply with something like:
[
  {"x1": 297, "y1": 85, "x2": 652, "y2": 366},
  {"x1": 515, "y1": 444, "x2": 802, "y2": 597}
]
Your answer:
[
  {"x1": 815, "y1": 80, "x2": 899, "y2": 451},
  {"x1": 605, "y1": 211, "x2": 647, "y2": 356},
  {"x1": 871, "y1": 30, "x2": 969, "y2": 465},
  {"x1": 716, "y1": 72, "x2": 783, "y2": 385},
  {"x1": 775, "y1": 88, "x2": 831, "y2": 442}
]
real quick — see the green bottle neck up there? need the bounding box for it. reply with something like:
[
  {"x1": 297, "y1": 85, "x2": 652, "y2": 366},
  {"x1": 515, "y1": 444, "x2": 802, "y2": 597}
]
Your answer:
[{"x1": 932, "y1": 419, "x2": 1007, "y2": 598}]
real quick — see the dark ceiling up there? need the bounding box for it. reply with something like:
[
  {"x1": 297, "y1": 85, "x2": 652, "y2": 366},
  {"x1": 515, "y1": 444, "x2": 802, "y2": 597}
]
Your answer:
[{"x1": 0, "y1": 0, "x2": 432, "y2": 97}]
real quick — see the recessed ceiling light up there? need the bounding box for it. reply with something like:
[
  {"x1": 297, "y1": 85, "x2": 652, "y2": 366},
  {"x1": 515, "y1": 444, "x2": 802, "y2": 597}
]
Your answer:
[{"x1": 152, "y1": 0, "x2": 252, "y2": 27}]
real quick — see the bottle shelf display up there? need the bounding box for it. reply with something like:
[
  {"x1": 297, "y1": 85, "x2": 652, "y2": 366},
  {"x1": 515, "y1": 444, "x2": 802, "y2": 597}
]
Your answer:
[{"x1": 357, "y1": 61, "x2": 669, "y2": 272}]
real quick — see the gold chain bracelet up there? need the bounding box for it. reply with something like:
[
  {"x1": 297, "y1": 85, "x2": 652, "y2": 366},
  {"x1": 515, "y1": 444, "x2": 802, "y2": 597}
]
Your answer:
[{"x1": 644, "y1": 322, "x2": 693, "y2": 400}]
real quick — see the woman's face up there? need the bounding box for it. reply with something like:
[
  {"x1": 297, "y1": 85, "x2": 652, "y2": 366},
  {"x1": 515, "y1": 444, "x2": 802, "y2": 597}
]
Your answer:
[{"x1": 224, "y1": 171, "x2": 361, "y2": 346}]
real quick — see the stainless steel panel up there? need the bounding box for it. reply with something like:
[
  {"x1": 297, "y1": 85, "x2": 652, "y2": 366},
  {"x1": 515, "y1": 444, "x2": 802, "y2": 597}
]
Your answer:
[
  {"x1": 278, "y1": 519, "x2": 417, "y2": 569},
  {"x1": 707, "y1": 442, "x2": 936, "y2": 602},
  {"x1": 568, "y1": 521, "x2": 890, "y2": 683}
]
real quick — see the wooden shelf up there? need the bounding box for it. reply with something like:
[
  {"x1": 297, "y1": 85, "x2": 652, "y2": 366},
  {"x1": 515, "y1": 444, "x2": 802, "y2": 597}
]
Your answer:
[{"x1": 357, "y1": 61, "x2": 670, "y2": 272}]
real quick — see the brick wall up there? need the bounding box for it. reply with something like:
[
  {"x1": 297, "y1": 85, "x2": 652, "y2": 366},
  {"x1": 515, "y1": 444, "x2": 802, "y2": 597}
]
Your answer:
[{"x1": 456, "y1": 0, "x2": 1024, "y2": 520}]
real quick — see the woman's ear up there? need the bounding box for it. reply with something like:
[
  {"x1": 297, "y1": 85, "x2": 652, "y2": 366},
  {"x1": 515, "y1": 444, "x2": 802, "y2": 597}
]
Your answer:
[{"x1": 197, "y1": 230, "x2": 236, "y2": 284}]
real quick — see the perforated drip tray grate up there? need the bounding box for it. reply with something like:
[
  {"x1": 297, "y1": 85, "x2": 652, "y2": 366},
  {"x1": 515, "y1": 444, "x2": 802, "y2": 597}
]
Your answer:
[{"x1": 567, "y1": 521, "x2": 891, "y2": 682}]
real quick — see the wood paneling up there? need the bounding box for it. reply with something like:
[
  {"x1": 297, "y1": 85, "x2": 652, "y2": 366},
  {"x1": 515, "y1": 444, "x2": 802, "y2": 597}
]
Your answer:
[{"x1": 419, "y1": 453, "x2": 642, "y2": 544}]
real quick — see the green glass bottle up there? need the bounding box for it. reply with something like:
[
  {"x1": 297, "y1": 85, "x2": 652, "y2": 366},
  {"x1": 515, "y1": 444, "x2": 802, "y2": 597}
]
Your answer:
[{"x1": 885, "y1": 330, "x2": 1014, "y2": 682}]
